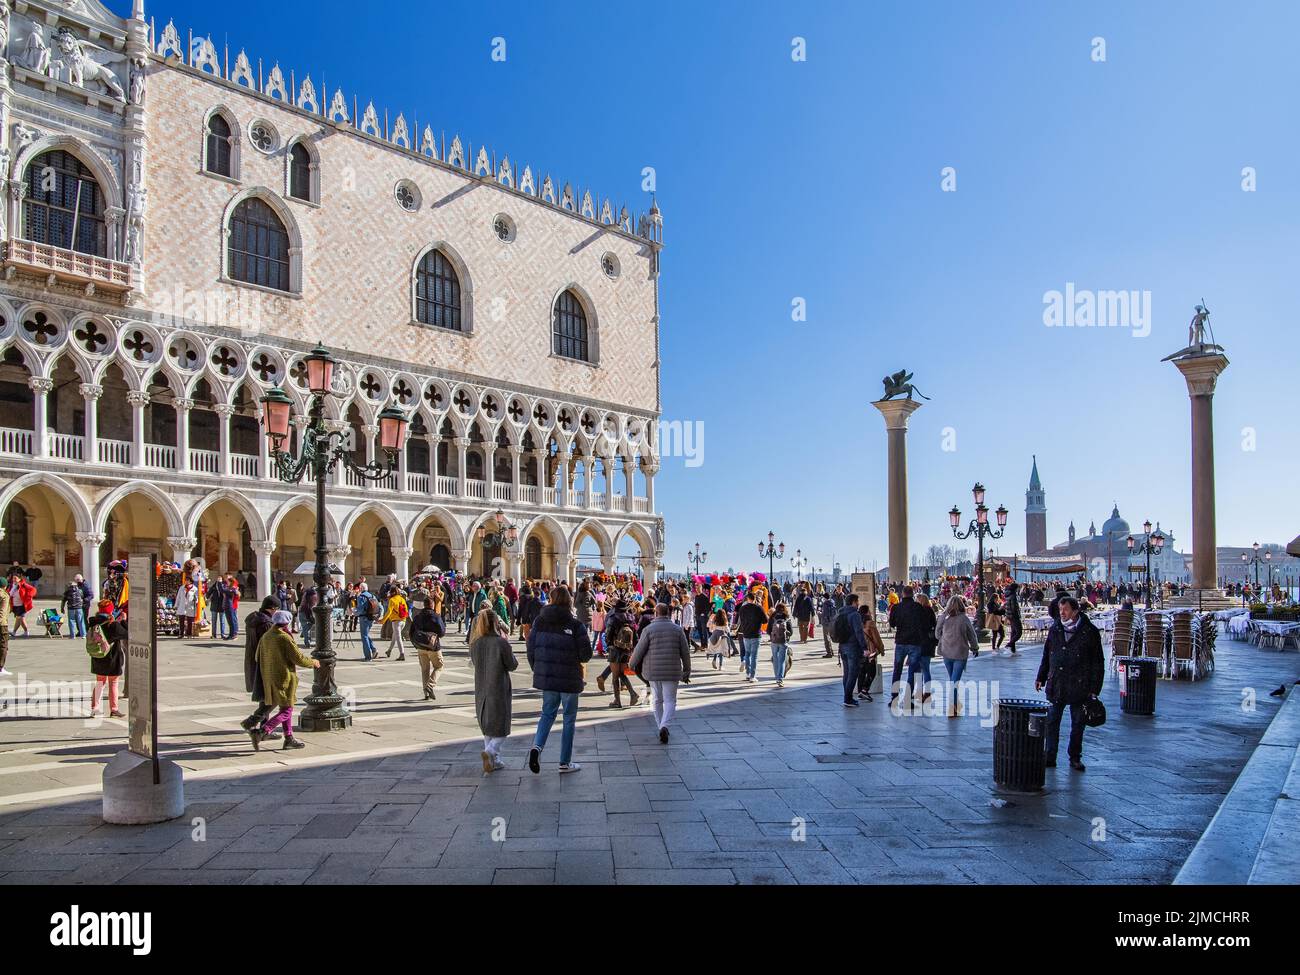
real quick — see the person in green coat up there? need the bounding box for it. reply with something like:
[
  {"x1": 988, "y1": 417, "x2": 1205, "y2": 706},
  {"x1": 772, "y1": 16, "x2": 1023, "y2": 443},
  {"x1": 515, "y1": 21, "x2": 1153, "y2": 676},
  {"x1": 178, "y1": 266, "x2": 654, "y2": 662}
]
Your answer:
[{"x1": 251, "y1": 611, "x2": 319, "y2": 751}]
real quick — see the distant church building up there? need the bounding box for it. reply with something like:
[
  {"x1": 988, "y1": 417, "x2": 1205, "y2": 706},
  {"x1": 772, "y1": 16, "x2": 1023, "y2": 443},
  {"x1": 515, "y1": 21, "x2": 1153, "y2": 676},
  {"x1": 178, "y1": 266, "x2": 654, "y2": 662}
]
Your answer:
[{"x1": 1019, "y1": 460, "x2": 1189, "y2": 584}]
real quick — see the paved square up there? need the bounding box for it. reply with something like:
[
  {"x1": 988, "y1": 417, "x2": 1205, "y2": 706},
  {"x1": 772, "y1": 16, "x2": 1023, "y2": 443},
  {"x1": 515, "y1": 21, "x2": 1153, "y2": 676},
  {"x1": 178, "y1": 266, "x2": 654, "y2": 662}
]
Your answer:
[{"x1": 1, "y1": 620, "x2": 1296, "y2": 884}]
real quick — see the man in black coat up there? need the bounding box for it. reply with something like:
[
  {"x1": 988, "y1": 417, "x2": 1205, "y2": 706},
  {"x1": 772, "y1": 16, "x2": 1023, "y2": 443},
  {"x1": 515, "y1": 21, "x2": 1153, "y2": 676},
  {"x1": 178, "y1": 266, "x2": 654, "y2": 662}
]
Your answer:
[
  {"x1": 240, "y1": 597, "x2": 281, "y2": 736},
  {"x1": 526, "y1": 586, "x2": 592, "y2": 774},
  {"x1": 1035, "y1": 596, "x2": 1105, "y2": 771},
  {"x1": 888, "y1": 586, "x2": 932, "y2": 704},
  {"x1": 792, "y1": 586, "x2": 814, "y2": 643}
]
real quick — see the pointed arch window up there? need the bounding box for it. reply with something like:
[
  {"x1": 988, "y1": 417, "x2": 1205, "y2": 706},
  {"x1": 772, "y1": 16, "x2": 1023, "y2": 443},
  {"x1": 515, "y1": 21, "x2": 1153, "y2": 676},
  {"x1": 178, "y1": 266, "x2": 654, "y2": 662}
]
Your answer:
[
  {"x1": 415, "y1": 249, "x2": 462, "y2": 331},
  {"x1": 206, "y1": 114, "x2": 233, "y2": 177},
  {"x1": 23, "y1": 150, "x2": 107, "y2": 257},
  {"x1": 228, "y1": 197, "x2": 290, "y2": 292},
  {"x1": 552, "y1": 290, "x2": 589, "y2": 362},
  {"x1": 289, "y1": 142, "x2": 312, "y2": 201}
]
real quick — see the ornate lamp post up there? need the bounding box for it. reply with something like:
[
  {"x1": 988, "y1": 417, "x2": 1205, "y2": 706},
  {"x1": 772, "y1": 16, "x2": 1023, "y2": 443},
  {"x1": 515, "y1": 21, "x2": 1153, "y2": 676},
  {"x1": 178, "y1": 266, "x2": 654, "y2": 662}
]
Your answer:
[
  {"x1": 477, "y1": 508, "x2": 519, "y2": 550},
  {"x1": 1241, "y1": 543, "x2": 1270, "y2": 601},
  {"x1": 758, "y1": 531, "x2": 785, "y2": 583},
  {"x1": 1126, "y1": 521, "x2": 1165, "y2": 610},
  {"x1": 790, "y1": 549, "x2": 807, "y2": 582},
  {"x1": 260, "y1": 344, "x2": 408, "y2": 731},
  {"x1": 687, "y1": 542, "x2": 707, "y2": 578},
  {"x1": 949, "y1": 482, "x2": 1007, "y2": 638}
]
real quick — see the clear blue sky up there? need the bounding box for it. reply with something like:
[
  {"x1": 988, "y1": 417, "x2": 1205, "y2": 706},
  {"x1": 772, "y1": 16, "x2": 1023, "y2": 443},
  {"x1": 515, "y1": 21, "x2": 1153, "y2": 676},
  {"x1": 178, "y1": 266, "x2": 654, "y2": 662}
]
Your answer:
[{"x1": 143, "y1": 0, "x2": 1300, "y2": 573}]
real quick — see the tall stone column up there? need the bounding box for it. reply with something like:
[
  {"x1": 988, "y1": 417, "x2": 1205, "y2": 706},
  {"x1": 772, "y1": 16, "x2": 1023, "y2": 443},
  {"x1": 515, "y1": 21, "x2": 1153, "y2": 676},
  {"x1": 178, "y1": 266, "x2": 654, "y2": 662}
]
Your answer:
[
  {"x1": 29, "y1": 377, "x2": 52, "y2": 458},
  {"x1": 1171, "y1": 351, "x2": 1230, "y2": 605},
  {"x1": 871, "y1": 398, "x2": 923, "y2": 585},
  {"x1": 127, "y1": 390, "x2": 149, "y2": 468}
]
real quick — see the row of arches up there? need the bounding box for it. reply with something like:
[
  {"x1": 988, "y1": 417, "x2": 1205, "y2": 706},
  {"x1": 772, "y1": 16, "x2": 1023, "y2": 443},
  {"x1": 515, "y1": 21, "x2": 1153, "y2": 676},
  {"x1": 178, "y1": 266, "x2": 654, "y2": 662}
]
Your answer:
[{"x1": 0, "y1": 472, "x2": 658, "y2": 596}]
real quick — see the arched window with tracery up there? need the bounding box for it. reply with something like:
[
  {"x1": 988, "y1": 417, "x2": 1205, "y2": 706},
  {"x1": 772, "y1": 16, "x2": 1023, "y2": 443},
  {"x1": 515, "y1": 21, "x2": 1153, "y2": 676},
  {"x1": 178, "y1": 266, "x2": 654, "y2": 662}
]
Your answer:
[
  {"x1": 23, "y1": 150, "x2": 107, "y2": 257},
  {"x1": 415, "y1": 249, "x2": 462, "y2": 330},
  {"x1": 288, "y1": 142, "x2": 312, "y2": 201},
  {"x1": 552, "y1": 290, "x2": 589, "y2": 362},
  {"x1": 206, "y1": 114, "x2": 233, "y2": 177},
  {"x1": 228, "y1": 197, "x2": 290, "y2": 292}
]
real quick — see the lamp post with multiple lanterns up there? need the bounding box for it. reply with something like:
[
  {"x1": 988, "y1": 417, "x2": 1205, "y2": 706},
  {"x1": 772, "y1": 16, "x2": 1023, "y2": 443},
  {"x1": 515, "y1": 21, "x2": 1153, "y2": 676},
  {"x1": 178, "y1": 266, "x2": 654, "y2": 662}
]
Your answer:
[
  {"x1": 687, "y1": 542, "x2": 707, "y2": 579},
  {"x1": 790, "y1": 549, "x2": 807, "y2": 583},
  {"x1": 1241, "y1": 543, "x2": 1272, "y2": 600},
  {"x1": 1126, "y1": 521, "x2": 1166, "y2": 610},
  {"x1": 949, "y1": 482, "x2": 1007, "y2": 638},
  {"x1": 260, "y1": 344, "x2": 409, "y2": 731},
  {"x1": 758, "y1": 532, "x2": 785, "y2": 583}
]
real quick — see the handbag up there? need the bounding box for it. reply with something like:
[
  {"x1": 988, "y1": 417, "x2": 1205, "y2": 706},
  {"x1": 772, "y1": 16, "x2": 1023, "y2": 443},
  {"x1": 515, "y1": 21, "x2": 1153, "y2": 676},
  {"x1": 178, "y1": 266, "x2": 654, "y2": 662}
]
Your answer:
[
  {"x1": 380, "y1": 619, "x2": 393, "y2": 641},
  {"x1": 1082, "y1": 696, "x2": 1106, "y2": 728}
]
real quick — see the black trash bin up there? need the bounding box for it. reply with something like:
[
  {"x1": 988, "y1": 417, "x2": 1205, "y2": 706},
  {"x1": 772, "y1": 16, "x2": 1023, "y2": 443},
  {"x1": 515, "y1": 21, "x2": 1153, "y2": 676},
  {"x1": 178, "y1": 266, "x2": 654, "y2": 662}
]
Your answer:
[
  {"x1": 1116, "y1": 656, "x2": 1157, "y2": 715},
  {"x1": 993, "y1": 698, "x2": 1049, "y2": 792}
]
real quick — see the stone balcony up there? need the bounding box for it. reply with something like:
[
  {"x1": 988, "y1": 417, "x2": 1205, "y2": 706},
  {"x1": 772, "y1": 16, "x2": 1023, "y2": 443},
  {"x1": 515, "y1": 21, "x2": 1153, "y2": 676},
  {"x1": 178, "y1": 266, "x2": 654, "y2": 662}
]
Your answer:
[{"x1": 4, "y1": 239, "x2": 134, "y2": 296}]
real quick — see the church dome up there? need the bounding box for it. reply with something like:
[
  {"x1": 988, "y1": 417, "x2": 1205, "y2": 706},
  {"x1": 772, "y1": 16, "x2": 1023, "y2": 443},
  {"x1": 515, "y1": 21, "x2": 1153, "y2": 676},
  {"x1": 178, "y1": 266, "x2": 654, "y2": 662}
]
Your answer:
[{"x1": 1101, "y1": 504, "x2": 1129, "y2": 538}]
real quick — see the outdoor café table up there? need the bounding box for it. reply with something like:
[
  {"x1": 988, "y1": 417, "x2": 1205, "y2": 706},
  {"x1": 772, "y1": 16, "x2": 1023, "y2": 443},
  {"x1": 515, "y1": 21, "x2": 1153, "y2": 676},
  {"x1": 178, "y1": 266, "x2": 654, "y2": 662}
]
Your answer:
[{"x1": 1251, "y1": 620, "x2": 1300, "y2": 650}]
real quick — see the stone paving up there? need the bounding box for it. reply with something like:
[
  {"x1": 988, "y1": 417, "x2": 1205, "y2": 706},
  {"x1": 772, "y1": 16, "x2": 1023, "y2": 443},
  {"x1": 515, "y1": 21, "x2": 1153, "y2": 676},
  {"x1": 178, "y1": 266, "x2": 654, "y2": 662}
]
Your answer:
[{"x1": 1, "y1": 615, "x2": 1297, "y2": 885}]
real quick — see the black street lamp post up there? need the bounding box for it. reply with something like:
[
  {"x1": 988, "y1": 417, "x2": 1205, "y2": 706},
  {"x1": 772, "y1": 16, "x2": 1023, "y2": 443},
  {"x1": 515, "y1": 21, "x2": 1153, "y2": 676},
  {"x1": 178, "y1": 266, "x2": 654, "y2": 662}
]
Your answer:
[
  {"x1": 790, "y1": 548, "x2": 807, "y2": 582},
  {"x1": 1126, "y1": 520, "x2": 1165, "y2": 610},
  {"x1": 949, "y1": 482, "x2": 1007, "y2": 639},
  {"x1": 260, "y1": 344, "x2": 409, "y2": 731},
  {"x1": 1241, "y1": 543, "x2": 1271, "y2": 601},
  {"x1": 758, "y1": 531, "x2": 784, "y2": 583},
  {"x1": 687, "y1": 542, "x2": 707, "y2": 578}
]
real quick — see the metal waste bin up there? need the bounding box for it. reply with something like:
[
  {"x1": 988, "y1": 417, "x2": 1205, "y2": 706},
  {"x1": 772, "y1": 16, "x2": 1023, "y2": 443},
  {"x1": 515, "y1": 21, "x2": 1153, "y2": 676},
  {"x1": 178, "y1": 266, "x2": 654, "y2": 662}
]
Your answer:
[
  {"x1": 1115, "y1": 656, "x2": 1157, "y2": 715},
  {"x1": 993, "y1": 698, "x2": 1049, "y2": 792}
]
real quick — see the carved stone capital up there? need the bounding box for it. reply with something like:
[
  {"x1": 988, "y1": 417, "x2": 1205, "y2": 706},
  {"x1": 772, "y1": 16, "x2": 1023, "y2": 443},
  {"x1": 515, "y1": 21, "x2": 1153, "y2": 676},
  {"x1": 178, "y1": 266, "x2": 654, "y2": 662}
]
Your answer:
[
  {"x1": 76, "y1": 531, "x2": 107, "y2": 547},
  {"x1": 213, "y1": 404, "x2": 237, "y2": 418},
  {"x1": 252, "y1": 540, "x2": 277, "y2": 556},
  {"x1": 174, "y1": 397, "x2": 194, "y2": 412},
  {"x1": 79, "y1": 382, "x2": 103, "y2": 400},
  {"x1": 126, "y1": 390, "x2": 150, "y2": 407},
  {"x1": 166, "y1": 535, "x2": 197, "y2": 552},
  {"x1": 27, "y1": 376, "x2": 54, "y2": 394}
]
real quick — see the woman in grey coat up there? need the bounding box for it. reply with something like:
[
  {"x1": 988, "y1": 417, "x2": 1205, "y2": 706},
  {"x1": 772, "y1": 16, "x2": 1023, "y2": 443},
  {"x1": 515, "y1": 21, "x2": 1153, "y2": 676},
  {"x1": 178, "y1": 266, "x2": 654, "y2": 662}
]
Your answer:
[
  {"x1": 469, "y1": 605, "x2": 518, "y2": 774},
  {"x1": 935, "y1": 595, "x2": 979, "y2": 717}
]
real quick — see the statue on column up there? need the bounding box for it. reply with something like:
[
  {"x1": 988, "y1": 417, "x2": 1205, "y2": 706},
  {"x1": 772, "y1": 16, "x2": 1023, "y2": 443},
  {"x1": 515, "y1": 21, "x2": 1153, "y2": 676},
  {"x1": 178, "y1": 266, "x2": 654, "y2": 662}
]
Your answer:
[
  {"x1": 880, "y1": 370, "x2": 930, "y2": 402},
  {"x1": 1162, "y1": 301, "x2": 1225, "y2": 361}
]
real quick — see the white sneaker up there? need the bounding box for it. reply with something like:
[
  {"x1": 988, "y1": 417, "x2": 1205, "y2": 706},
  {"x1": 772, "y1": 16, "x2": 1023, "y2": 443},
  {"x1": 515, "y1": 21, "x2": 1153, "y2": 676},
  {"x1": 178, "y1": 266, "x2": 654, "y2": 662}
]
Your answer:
[
  {"x1": 558, "y1": 762, "x2": 582, "y2": 773},
  {"x1": 0, "y1": 668, "x2": 11, "y2": 676}
]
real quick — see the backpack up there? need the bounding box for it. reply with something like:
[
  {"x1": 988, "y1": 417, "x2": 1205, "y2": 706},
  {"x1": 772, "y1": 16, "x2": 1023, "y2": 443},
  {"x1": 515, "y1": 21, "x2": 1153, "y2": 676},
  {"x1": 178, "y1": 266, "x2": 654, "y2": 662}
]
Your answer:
[
  {"x1": 85, "y1": 623, "x2": 111, "y2": 659},
  {"x1": 830, "y1": 609, "x2": 854, "y2": 645},
  {"x1": 360, "y1": 593, "x2": 379, "y2": 620},
  {"x1": 770, "y1": 616, "x2": 789, "y2": 645}
]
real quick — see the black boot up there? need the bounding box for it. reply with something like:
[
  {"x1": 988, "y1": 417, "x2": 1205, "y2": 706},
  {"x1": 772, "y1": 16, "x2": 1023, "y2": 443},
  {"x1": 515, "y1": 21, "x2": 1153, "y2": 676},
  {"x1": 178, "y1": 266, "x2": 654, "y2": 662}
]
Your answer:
[
  {"x1": 282, "y1": 736, "x2": 306, "y2": 750},
  {"x1": 249, "y1": 728, "x2": 264, "y2": 751}
]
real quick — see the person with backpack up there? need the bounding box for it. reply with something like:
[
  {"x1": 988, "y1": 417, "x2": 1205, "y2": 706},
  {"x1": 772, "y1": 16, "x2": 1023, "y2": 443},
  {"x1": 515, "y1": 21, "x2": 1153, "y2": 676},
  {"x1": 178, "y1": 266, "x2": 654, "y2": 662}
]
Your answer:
[
  {"x1": 736, "y1": 590, "x2": 768, "y2": 682},
  {"x1": 86, "y1": 599, "x2": 127, "y2": 718},
  {"x1": 59, "y1": 577, "x2": 86, "y2": 640},
  {"x1": 526, "y1": 585, "x2": 593, "y2": 774},
  {"x1": 297, "y1": 584, "x2": 320, "y2": 648},
  {"x1": 888, "y1": 586, "x2": 932, "y2": 708},
  {"x1": 855, "y1": 602, "x2": 885, "y2": 702},
  {"x1": 767, "y1": 601, "x2": 794, "y2": 687},
  {"x1": 355, "y1": 581, "x2": 381, "y2": 661},
  {"x1": 596, "y1": 599, "x2": 639, "y2": 707},
  {"x1": 830, "y1": 593, "x2": 868, "y2": 707},
  {"x1": 410, "y1": 597, "x2": 446, "y2": 700},
  {"x1": 817, "y1": 592, "x2": 836, "y2": 657}
]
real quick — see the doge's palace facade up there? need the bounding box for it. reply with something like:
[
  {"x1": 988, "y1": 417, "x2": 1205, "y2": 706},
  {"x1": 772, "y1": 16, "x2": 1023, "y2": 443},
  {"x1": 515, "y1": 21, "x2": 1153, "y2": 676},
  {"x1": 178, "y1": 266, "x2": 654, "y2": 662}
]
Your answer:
[{"x1": 0, "y1": 0, "x2": 665, "y2": 597}]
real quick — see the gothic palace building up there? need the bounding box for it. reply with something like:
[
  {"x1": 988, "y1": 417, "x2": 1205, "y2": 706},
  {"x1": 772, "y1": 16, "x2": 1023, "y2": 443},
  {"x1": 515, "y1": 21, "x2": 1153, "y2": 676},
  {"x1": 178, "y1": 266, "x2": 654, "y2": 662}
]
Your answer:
[{"x1": 0, "y1": 0, "x2": 666, "y2": 597}]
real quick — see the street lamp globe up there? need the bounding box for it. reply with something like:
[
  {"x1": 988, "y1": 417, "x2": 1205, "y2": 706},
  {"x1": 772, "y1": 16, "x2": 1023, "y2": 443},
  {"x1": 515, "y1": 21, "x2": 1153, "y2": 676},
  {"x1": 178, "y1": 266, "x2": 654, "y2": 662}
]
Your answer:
[
  {"x1": 259, "y1": 386, "x2": 293, "y2": 446},
  {"x1": 1126, "y1": 535, "x2": 1136, "y2": 552},
  {"x1": 976, "y1": 503, "x2": 989, "y2": 526},
  {"x1": 304, "y1": 343, "x2": 337, "y2": 395},
  {"x1": 972, "y1": 482, "x2": 985, "y2": 506},
  {"x1": 1253, "y1": 541, "x2": 1261, "y2": 553},
  {"x1": 1143, "y1": 519, "x2": 1152, "y2": 535},
  {"x1": 1153, "y1": 531, "x2": 1165, "y2": 551},
  {"x1": 995, "y1": 504, "x2": 1008, "y2": 529},
  {"x1": 376, "y1": 404, "x2": 409, "y2": 454},
  {"x1": 949, "y1": 505, "x2": 961, "y2": 528}
]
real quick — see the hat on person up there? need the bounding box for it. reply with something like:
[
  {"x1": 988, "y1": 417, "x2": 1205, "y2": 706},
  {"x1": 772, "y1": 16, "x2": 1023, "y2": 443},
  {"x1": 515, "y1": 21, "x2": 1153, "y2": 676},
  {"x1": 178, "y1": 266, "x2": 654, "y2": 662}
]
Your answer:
[
  {"x1": 271, "y1": 610, "x2": 293, "y2": 626},
  {"x1": 98, "y1": 599, "x2": 115, "y2": 615},
  {"x1": 260, "y1": 596, "x2": 278, "y2": 612}
]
